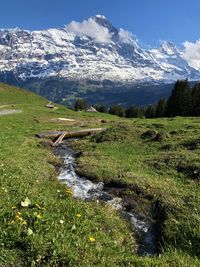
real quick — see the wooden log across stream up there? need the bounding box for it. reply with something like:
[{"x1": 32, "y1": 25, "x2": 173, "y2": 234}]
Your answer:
[{"x1": 36, "y1": 128, "x2": 106, "y2": 145}]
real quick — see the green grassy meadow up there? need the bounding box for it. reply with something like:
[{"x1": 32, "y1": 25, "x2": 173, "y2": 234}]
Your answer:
[{"x1": 0, "y1": 83, "x2": 199, "y2": 266}]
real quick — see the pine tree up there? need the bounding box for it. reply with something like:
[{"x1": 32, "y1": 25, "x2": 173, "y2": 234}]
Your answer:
[
  {"x1": 145, "y1": 105, "x2": 156, "y2": 118},
  {"x1": 191, "y1": 83, "x2": 200, "y2": 116},
  {"x1": 74, "y1": 99, "x2": 88, "y2": 111},
  {"x1": 93, "y1": 104, "x2": 108, "y2": 113},
  {"x1": 109, "y1": 104, "x2": 125, "y2": 117},
  {"x1": 167, "y1": 79, "x2": 192, "y2": 116},
  {"x1": 155, "y1": 99, "x2": 167, "y2": 117},
  {"x1": 125, "y1": 106, "x2": 143, "y2": 118}
]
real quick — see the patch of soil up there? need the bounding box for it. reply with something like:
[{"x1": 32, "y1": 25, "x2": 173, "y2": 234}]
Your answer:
[
  {"x1": 182, "y1": 138, "x2": 200, "y2": 150},
  {"x1": 141, "y1": 130, "x2": 158, "y2": 140},
  {"x1": 154, "y1": 132, "x2": 170, "y2": 142},
  {"x1": 177, "y1": 163, "x2": 200, "y2": 182}
]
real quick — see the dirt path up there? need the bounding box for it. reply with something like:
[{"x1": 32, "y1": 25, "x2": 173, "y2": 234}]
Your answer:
[{"x1": 0, "y1": 109, "x2": 22, "y2": 116}]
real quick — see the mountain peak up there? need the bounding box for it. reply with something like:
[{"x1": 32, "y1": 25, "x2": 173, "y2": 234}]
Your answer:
[
  {"x1": 94, "y1": 14, "x2": 107, "y2": 20},
  {"x1": 91, "y1": 14, "x2": 110, "y2": 26},
  {"x1": 0, "y1": 16, "x2": 199, "y2": 84},
  {"x1": 159, "y1": 41, "x2": 178, "y2": 55},
  {"x1": 91, "y1": 15, "x2": 119, "y2": 37}
]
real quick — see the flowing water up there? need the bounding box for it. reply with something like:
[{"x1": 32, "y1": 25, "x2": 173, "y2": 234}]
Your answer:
[{"x1": 54, "y1": 143, "x2": 158, "y2": 256}]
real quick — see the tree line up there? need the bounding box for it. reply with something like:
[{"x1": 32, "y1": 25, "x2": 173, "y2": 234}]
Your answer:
[{"x1": 74, "y1": 80, "x2": 200, "y2": 118}]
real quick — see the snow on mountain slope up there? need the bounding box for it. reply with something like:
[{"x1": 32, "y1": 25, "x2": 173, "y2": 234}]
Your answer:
[{"x1": 0, "y1": 15, "x2": 199, "y2": 83}]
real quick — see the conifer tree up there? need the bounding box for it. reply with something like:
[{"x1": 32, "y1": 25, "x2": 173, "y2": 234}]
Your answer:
[
  {"x1": 94, "y1": 104, "x2": 108, "y2": 113},
  {"x1": 125, "y1": 106, "x2": 143, "y2": 118},
  {"x1": 145, "y1": 105, "x2": 156, "y2": 118},
  {"x1": 74, "y1": 99, "x2": 88, "y2": 111},
  {"x1": 109, "y1": 104, "x2": 125, "y2": 117},
  {"x1": 191, "y1": 83, "x2": 200, "y2": 116},
  {"x1": 167, "y1": 79, "x2": 192, "y2": 116},
  {"x1": 155, "y1": 98, "x2": 167, "y2": 117}
]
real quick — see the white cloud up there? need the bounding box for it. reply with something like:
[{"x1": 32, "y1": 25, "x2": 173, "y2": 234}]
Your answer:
[
  {"x1": 119, "y1": 29, "x2": 133, "y2": 43},
  {"x1": 65, "y1": 18, "x2": 112, "y2": 43},
  {"x1": 183, "y1": 40, "x2": 200, "y2": 70}
]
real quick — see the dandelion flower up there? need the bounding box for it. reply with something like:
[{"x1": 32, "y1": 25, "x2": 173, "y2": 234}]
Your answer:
[
  {"x1": 65, "y1": 188, "x2": 73, "y2": 195},
  {"x1": 33, "y1": 212, "x2": 42, "y2": 219},
  {"x1": 76, "y1": 214, "x2": 81, "y2": 218},
  {"x1": 16, "y1": 215, "x2": 23, "y2": 222},
  {"x1": 89, "y1": 236, "x2": 96, "y2": 243},
  {"x1": 35, "y1": 213, "x2": 42, "y2": 220}
]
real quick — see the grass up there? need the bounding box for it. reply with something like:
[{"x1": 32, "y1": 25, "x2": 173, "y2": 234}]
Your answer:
[
  {"x1": 72, "y1": 120, "x2": 200, "y2": 266},
  {"x1": 0, "y1": 83, "x2": 200, "y2": 266}
]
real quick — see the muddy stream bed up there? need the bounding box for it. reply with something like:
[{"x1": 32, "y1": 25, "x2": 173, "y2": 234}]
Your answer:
[{"x1": 54, "y1": 140, "x2": 161, "y2": 257}]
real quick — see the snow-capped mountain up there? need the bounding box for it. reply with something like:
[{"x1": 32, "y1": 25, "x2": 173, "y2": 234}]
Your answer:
[{"x1": 0, "y1": 15, "x2": 199, "y2": 83}]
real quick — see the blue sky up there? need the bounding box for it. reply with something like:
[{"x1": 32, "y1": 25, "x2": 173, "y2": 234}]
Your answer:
[{"x1": 1, "y1": 0, "x2": 200, "y2": 47}]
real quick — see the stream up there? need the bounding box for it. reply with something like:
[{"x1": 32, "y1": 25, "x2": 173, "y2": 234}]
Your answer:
[{"x1": 54, "y1": 142, "x2": 158, "y2": 257}]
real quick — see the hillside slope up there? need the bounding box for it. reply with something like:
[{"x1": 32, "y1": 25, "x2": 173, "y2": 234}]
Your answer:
[{"x1": 0, "y1": 83, "x2": 199, "y2": 266}]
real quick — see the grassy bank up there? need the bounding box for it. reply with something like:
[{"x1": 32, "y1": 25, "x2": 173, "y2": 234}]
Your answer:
[
  {"x1": 73, "y1": 119, "x2": 200, "y2": 266},
  {"x1": 0, "y1": 83, "x2": 199, "y2": 266}
]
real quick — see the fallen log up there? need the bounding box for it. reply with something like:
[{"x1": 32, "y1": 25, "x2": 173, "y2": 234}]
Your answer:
[{"x1": 36, "y1": 128, "x2": 106, "y2": 141}]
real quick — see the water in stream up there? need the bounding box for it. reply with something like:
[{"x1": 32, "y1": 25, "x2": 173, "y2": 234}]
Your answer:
[{"x1": 54, "y1": 143, "x2": 157, "y2": 256}]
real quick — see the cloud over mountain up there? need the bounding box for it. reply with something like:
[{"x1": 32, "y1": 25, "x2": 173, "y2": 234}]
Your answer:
[
  {"x1": 118, "y1": 29, "x2": 134, "y2": 44},
  {"x1": 65, "y1": 18, "x2": 112, "y2": 43},
  {"x1": 183, "y1": 39, "x2": 200, "y2": 70}
]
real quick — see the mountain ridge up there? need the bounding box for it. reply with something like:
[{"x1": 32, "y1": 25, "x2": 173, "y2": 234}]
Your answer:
[{"x1": 0, "y1": 15, "x2": 200, "y2": 84}]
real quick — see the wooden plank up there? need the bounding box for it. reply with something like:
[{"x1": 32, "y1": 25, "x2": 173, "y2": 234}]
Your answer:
[
  {"x1": 36, "y1": 128, "x2": 106, "y2": 140},
  {"x1": 52, "y1": 132, "x2": 68, "y2": 146}
]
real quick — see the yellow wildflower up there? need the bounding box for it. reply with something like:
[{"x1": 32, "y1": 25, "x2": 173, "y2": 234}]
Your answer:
[
  {"x1": 22, "y1": 221, "x2": 27, "y2": 225},
  {"x1": 89, "y1": 236, "x2": 96, "y2": 243},
  {"x1": 36, "y1": 213, "x2": 42, "y2": 220},
  {"x1": 65, "y1": 188, "x2": 73, "y2": 195},
  {"x1": 16, "y1": 215, "x2": 23, "y2": 222},
  {"x1": 76, "y1": 214, "x2": 81, "y2": 218}
]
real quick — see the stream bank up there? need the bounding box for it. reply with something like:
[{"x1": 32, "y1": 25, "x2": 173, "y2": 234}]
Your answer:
[{"x1": 54, "y1": 140, "x2": 164, "y2": 257}]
